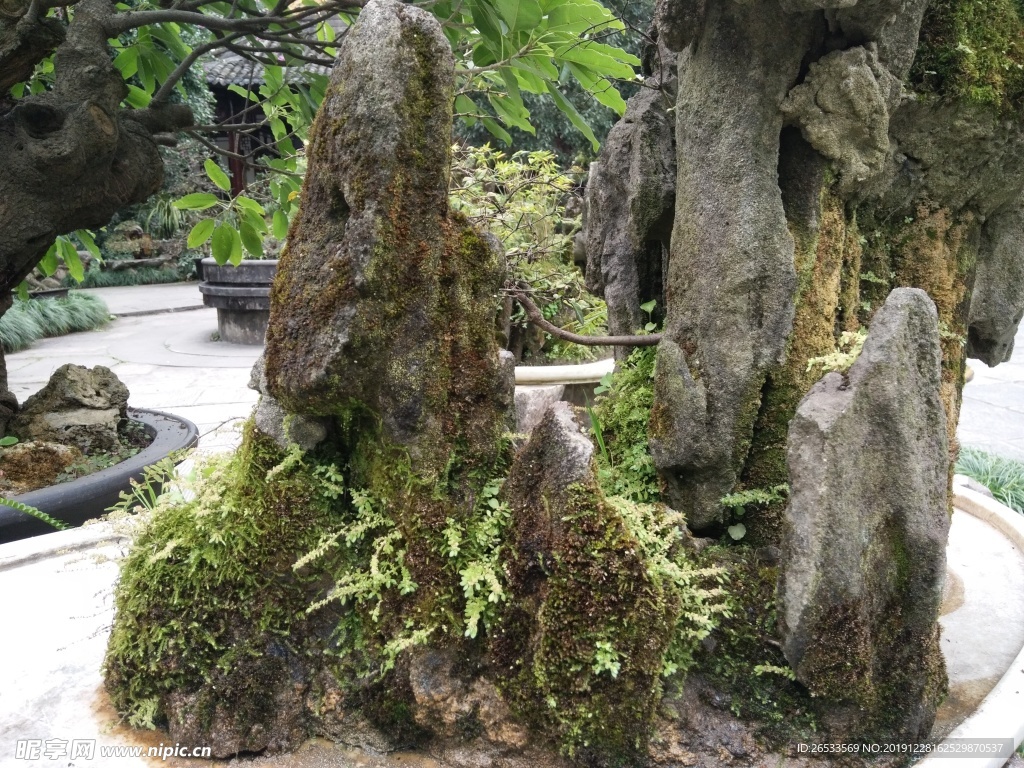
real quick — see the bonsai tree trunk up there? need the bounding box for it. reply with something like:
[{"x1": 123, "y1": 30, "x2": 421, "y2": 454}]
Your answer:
[{"x1": 0, "y1": 0, "x2": 192, "y2": 430}]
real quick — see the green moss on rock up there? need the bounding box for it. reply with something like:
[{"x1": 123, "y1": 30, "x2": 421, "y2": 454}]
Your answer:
[
  {"x1": 911, "y1": 0, "x2": 1024, "y2": 113},
  {"x1": 104, "y1": 426, "x2": 344, "y2": 739},
  {"x1": 740, "y1": 187, "x2": 849, "y2": 545}
]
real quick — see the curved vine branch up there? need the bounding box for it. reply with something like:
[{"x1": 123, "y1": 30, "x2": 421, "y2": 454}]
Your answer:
[{"x1": 512, "y1": 289, "x2": 661, "y2": 347}]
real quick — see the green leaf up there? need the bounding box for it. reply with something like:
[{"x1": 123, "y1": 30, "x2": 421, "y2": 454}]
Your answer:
[
  {"x1": 640, "y1": 300, "x2": 657, "y2": 314},
  {"x1": 493, "y1": 0, "x2": 542, "y2": 32},
  {"x1": 234, "y1": 195, "x2": 265, "y2": 215},
  {"x1": 39, "y1": 244, "x2": 58, "y2": 276},
  {"x1": 239, "y1": 207, "x2": 267, "y2": 235},
  {"x1": 113, "y1": 47, "x2": 139, "y2": 79},
  {"x1": 227, "y1": 84, "x2": 258, "y2": 102},
  {"x1": 544, "y1": 82, "x2": 598, "y2": 150},
  {"x1": 269, "y1": 118, "x2": 287, "y2": 142},
  {"x1": 468, "y1": 0, "x2": 505, "y2": 47},
  {"x1": 125, "y1": 84, "x2": 151, "y2": 109},
  {"x1": 75, "y1": 230, "x2": 101, "y2": 260},
  {"x1": 187, "y1": 219, "x2": 216, "y2": 248},
  {"x1": 174, "y1": 193, "x2": 220, "y2": 211},
  {"x1": 211, "y1": 224, "x2": 235, "y2": 265},
  {"x1": 514, "y1": 54, "x2": 559, "y2": 81},
  {"x1": 488, "y1": 93, "x2": 534, "y2": 133},
  {"x1": 509, "y1": 61, "x2": 549, "y2": 93},
  {"x1": 544, "y1": 0, "x2": 620, "y2": 33},
  {"x1": 480, "y1": 116, "x2": 513, "y2": 145},
  {"x1": 59, "y1": 239, "x2": 84, "y2": 283},
  {"x1": 499, "y1": 67, "x2": 525, "y2": 108},
  {"x1": 555, "y1": 42, "x2": 638, "y2": 81},
  {"x1": 239, "y1": 221, "x2": 264, "y2": 258},
  {"x1": 567, "y1": 63, "x2": 627, "y2": 114},
  {"x1": 472, "y1": 42, "x2": 499, "y2": 68},
  {"x1": 727, "y1": 524, "x2": 747, "y2": 541},
  {"x1": 204, "y1": 159, "x2": 231, "y2": 192},
  {"x1": 272, "y1": 210, "x2": 290, "y2": 240},
  {"x1": 228, "y1": 225, "x2": 243, "y2": 265},
  {"x1": 0, "y1": 436, "x2": 18, "y2": 447},
  {"x1": 455, "y1": 94, "x2": 480, "y2": 125}
]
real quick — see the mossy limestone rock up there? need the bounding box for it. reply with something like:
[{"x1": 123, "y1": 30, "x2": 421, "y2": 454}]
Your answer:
[
  {"x1": 582, "y1": 84, "x2": 675, "y2": 354},
  {"x1": 263, "y1": 0, "x2": 509, "y2": 471},
  {"x1": 649, "y1": 1, "x2": 816, "y2": 530},
  {"x1": 11, "y1": 363, "x2": 128, "y2": 453},
  {"x1": 493, "y1": 402, "x2": 678, "y2": 763},
  {"x1": 967, "y1": 199, "x2": 1024, "y2": 365},
  {"x1": 780, "y1": 46, "x2": 899, "y2": 193},
  {"x1": 779, "y1": 287, "x2": 950, "y2": 742}
]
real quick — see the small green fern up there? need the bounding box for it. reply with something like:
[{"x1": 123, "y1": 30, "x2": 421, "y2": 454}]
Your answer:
[{"x1": 0, "y1": 497, "x2": 68, "y2": 531}]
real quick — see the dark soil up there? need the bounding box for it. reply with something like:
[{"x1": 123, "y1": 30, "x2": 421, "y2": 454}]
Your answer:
[{"x1": 0, "y1": 418, "x2": 155, "y2": 495}]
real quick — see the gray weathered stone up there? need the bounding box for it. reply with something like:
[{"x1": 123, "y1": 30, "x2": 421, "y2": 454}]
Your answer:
[
  {"x1": 263, "y1": 0, "x2": 510, "y2": 471},
  {"x1": 779, "y1": 287, "x2": 950, "y2": 742},
  {"x1": 582, "y1": 83, "x2": 675, "y2": 356},
  {"x1": 654, "y1": 0, "x2": 705, "y2": 52},
  {"x1": 504, "y1": 402, "x2": 594, "y2": 528},
  {"x1": 514, "y1": 384, "x2": 565, "y2": 434},
  {"x1": 883, "y1": 101, "x2": 1024, "y2": 217},
  {"x1": 248, "y1": 355, "x2": 328, "y2": 452},
  {"x1": 827, "y1": 0, "x2": 931, "y2": 80},
  {"x1": 11, "y1": 364, "x2": 128, "y2": 453},
  {"x1": 650, "y1": 0, "x2": 814, "y2": 529},
  {"x1": 781, "y1": 46, "x2": 898, "y2": 192},
  {"x1": 967, "y1": 201, "x2": 1024, "y2": 366},
  {"x1": 777, "y1": 0, "x2": 855, "y2": 13}
]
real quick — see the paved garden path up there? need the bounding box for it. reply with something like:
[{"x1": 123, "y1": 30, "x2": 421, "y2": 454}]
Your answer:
[{"x1": 7, "y1": 283, "x2": 259, "y2": 454}]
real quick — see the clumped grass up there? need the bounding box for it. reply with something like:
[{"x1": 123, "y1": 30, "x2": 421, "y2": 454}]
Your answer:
[
  {"x1": 68, "y1": 267, "x2": 184, "y2": 289},
  {"x1": 0, "y1": 293, "x2": 110, "y2": 353},
  {"x1": 956, "y1": 446, "x2": 1024, "y2": 513}
]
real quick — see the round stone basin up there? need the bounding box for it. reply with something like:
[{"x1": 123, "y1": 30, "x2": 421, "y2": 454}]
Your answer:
[
  {"x1": 198, "y1": 259, "x2": 277, "y2": 345},
  {"x1": 1, "y1": 481, "x2": 1021, "y2": 767}
]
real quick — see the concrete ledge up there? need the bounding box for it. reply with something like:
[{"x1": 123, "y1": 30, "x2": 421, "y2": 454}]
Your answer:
[
  {"x1": 0, "y1": 520, "x2": 125, "y2": 573},
  {"x1": 514, "y1": 358, "x2": 614, "y2": 386},
  {"x1": 919, "y1": 485, "x2": 1024, "y2": 768}
]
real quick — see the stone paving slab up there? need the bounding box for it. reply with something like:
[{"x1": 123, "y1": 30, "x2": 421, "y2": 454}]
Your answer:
[{"x1": 933, "y1": 508, "x2": 1024, "y2": 740}]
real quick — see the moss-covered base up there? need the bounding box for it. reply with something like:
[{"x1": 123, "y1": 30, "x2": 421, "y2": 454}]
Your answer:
[
  {"x1": 104, "y1": 427, "x2": 344, "y2": 746},
  {"x1": 740, "y1": 185, "x2": 856, "y2": 546},
  {"x1": 690, "y1": 546, "x2": 819, "y2": 749}
]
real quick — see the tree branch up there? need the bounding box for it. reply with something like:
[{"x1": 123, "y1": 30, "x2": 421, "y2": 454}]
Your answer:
[
  {"x1": 151, "y1": 31, "x2": 246, "y2": 104},
  {"x1": 512, "y1": 290, "x2": 661, "y2": 347}
]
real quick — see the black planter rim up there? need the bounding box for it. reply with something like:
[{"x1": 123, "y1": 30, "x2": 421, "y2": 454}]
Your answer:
[{"x1": 0, "y1": 407, "x2": 199, "y2": 543}]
